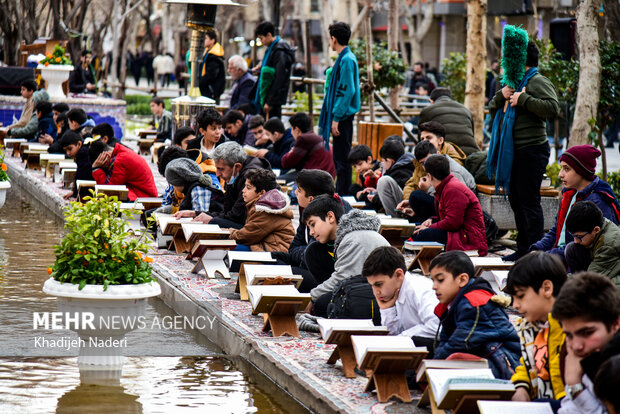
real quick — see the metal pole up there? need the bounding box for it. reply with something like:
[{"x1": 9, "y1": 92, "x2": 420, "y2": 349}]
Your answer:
[
  {"x1": 365, "y1": 2, "x2": 374, "y2": 122},
  {"x1": 274, "y1": 0, "x2": 281, "y2": 35},
  {"x1": 305, "y1": 20, "x2": 313, "y2": 125}
]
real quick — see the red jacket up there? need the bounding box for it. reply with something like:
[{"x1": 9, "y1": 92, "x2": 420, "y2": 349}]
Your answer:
[
  {"x1": 429, "y1": 174, "x2": 488, "y2": 256},
  {"x1": 92, "y1": 143, "x2": 158, "y2": 201},
  {"x1": 280, "y1": 131, "x2": 336, "y2": 178}
]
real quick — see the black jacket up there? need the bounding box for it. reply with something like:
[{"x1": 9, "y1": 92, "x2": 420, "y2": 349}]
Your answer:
[
  {"x1": 385, "y1": 152, "x2": 415, "y2": 188},
  {"x1": 263, "y1": 128, "x2": 295, "y2": 170},
  {"x1": 199, "y1": 53, "x2": 225, "y2": 103},
  {"x1": 72, "y1": 145, "x2": 94, "y2": 196},
  {"x1": 68, "y1": 65, "x2": 96, "y2": 94},
  {"x1": 251, "y1": 40, "x2": 295, "y2": 107},
  {"x1": 208, "y1": 156, "x2": 272, "y2": 225}
]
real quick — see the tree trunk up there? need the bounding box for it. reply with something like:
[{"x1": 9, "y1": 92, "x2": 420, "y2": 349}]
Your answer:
[
  {"x1": 570, "y1": 0, "x2": 602, "y2": 147},
  {"x1": 603, "y1": 0, "x2": 620, "y2": 41},
  {"x1": 320, "y1": 0, "x2": 334, "y2": 68},
  {"x1": 404, "y1": 0, "x2": 434, "y2": 66},
  {"x1": 387, "y1": 0, "x2": 400, "y2": 110},
  {"x1": 464, "y1": 0, "x2": 487, "y2": 150}
]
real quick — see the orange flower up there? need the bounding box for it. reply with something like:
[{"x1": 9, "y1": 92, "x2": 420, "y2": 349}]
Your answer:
[
  {"x1": 55, "y1": 57, "x2": 61, "y2": 63},
  {"x1": 98, "y1": 259, "x2": 104, "y2": 263},
  {"x1": 144, "y1": 257, "x2": 153, "y2": 263},
  {"x1": 104, "y1": 243, "x2": 109, "y2": 249},
  {"x1": 45, "y1": 62, "x2": 50, "y2": 67},
  {"x1": 135, "y1": 252, "x2": 142, "y2": 259},
  {"x1": 75, "y1": 250, "x2": 82, "y2": 254},
  {"x1": 1, "y1": 164, "x2": 6, "y2": 171},
  {"x1": 46, "y1": 53, "x2": 52, "y2": 59},
  {"x1": 47, "y1": 267, "x2": 53, "y2": 275}
]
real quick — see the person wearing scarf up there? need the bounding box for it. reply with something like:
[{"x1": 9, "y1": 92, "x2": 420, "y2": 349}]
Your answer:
[
  {"x1": 318, "y1": 22, "x2": 361, "y2": 196},
  {"x1": 488, "y1": 34, "x2": 559, "y2": 262},
  {"x1": 250, "y1": 21, "x2": 294, "y2": 119}
]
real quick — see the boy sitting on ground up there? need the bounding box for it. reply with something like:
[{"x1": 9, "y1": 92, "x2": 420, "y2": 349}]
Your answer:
[
  {"x1": 348, "y1": 144, "x2": 382, "y2": 209},
  {"x1": 430, "y1": 251, "x2": 521, "y2": 379},
  {"x1": 248, "y1": 115, "x2": 266, "y2": 146},
  {"x1": 412, "y1": 154, "x2": 488, "y2": 256},
  {"x1": 564, "y1": 201, "x2": 620, "y2": 289},
  {"x1": 505, "y1": 251, "x2": 568, "y2": 409},
  {"x1": 223, "y1": 109, "x2": 255, "y2": 146},
  {"x1": 272, "y1": 169, "x2": 351, "y2": 292},
  {"x1": 552, "y1": 272, "x2": 620, "y2": 413},
  {"x1": 373, "y1": 136, "x2": 416, "y2": 215},
  {"x1": 302, "y1": 196, "x2": 390, "y2": 317},
  {"x1": 164, "y1": 157, "x2": 222, "y2": 213},
  {"x1": 60, "y1": 130, "x2": 93, "y2": 200},
  {"x1": 229, "y1": 169, "x2": 295, "y2": 252},
  {"x1": 396, "y1": 140, "x2": 475, "y2": 223},
  {"x1": 186, "y1": 108, "x2": 226, "y2": 156},
  {"x1": 362, "y1": 246, "x2": 439, "y2": 355},
  {"x1": 253, "y1": 117, "x2": 295, "y2": 170},
  {"x1": 89, "y1": 139, "x2": 158, "y2": 201},
  {"x1": 280, "y1": 112, "x2": 336, "y2": 180}
]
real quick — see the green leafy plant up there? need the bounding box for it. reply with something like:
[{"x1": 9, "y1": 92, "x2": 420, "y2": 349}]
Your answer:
[
  {"x1": 534, "y1": 39, "x2": 579, "y2": 109},
  {"x1": 0, "y1": 145, "x2": 9, "y2": 182},
  {"x1": 39, "y1": 44, "x2": 72, "y2": 66},
  {"x1": 349, "y1": 39, "x2": 407, "y2": 91},
  {"x1": 598, "y1": 170, "x2": 620, "y2": 200},
  {"x1": 439, "y1": 52, "x2": 466, "y2": 103},
  {"x1": 546, "y1": 162, "x2": 561, "y2": 188},
  {"x1": 292, "y1": 91, "x2": 309, "y2": 113},
  {"x1": 49, "y1": 192, "x2": 154, "y2": 290}
]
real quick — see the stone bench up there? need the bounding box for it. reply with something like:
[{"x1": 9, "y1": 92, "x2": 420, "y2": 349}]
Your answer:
[{"x1": 476, "y1": 184, "x2": 559, "y2": 231}]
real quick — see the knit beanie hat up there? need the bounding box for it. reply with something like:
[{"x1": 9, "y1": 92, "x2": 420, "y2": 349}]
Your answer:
[
  {"x1": 165, "y1": 158, "x2": 211, "y2": 187},
  {"x1": 559, "y1": 145, "x2": 600, "y2": 181}
]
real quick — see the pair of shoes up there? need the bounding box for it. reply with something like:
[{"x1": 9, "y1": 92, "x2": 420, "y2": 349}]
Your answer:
[{"x1": 502, "y1": 251, "x2": 525, "y2": 262}]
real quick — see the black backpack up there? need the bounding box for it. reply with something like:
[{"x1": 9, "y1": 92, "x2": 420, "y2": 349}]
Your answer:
[
  {"x1": 326, "y1": 275, "x2": 381, "y2": 325},
  {"x1": 482, "y1": 210, "x2": 499, "y2": 245}
]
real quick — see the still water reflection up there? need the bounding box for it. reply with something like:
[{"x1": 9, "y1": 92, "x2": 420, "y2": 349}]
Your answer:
[{"x1": 0, "y1": 186, "x2": 308, "y2": 413}]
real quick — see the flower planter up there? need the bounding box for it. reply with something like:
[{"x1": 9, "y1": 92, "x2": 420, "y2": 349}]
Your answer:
[
  {"x1": 42, "y1": 278, "x2": 161, "y2": 369},
  {"x1": 0, "y1": 181, "x2": 10, "y2": 209},
  {"x1": 37, "y1": 64, "x2": 74, "y2": 99}
]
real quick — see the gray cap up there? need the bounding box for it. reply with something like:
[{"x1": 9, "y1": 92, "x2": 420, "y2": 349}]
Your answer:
[{"x1": 165, "y1": 158, "x2": 207, "y2": 187}]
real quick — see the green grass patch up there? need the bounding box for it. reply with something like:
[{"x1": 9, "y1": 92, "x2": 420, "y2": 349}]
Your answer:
[{"x1": 125, "y1": 95, "x2": 172, "y2": 116}]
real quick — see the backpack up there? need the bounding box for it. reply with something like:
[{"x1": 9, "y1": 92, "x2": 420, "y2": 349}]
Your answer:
[
  {"x1": 482, "y1": 210, "x2": 499, "y2": 245},
  {"x1": 326, "y1": 275, "x2": 381, "y2": 325}
]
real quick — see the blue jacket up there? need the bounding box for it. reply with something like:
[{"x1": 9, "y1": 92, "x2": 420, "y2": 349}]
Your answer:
[
  {"x1": 230, "y1": 71, "x2": 256, "y2": 110},
  {"x1": 35, "y1": 111, "x2": 57, "y2": 142},
  {"x1": 331, "y1": 48, "x2": 361, "y2": 122},
  {"x1": 434, "y1": 277, "x2": 521, "y2": 379},
  {"x1": 263, "y1": 128, "x2": 295, "y2": 170},
  {"x1": 531, "y1": 177, "x2": 620, "y2": 255}
]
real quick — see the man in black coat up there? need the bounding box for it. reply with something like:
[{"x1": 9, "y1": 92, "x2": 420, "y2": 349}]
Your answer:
[{"x1": 250, "y1": 21, "x2": 294, "y2": 119}]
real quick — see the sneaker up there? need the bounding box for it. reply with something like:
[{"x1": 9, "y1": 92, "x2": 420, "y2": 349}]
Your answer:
[{"x1": 502, "y1": 251, "x2": 525, "y2": 262}]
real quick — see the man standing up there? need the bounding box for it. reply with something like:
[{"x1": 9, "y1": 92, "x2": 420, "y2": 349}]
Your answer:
[
  {"x1": 199, "y1": 29, "x2": 226, "y2": 104},
  {"x1": 318, "y1": 21, "x2": 361, "y2": 195},
  {"x1": 69, "y1": 50, "x2": 97, "y2": 94},
  {"x1": 488, "y1": 41, "x2": 559, "y2": 261},
  {"x1": 228, "y1": 55, "x2": 256, "y2": 110},
  {"x1": 251, "y1": 21, "x2": 294, "y2": 119}
]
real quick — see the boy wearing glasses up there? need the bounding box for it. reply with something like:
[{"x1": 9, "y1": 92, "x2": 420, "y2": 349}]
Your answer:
[{"x1": 565, "y1": 201, "x2": 620, "y2": 289}]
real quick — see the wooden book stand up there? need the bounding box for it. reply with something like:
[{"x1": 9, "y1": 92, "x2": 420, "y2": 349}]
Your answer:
[
  {"x1": 25, "y1": 151, "x2": 42, "y2": 170},
  {"x1": 261, "y1": 300, "x2": 304, "y2": 337},
  {"x1": 95, "y1": 188, "x2": 129, "y2": 202},
  {"x1": 408, "y1": 245, "x2": 444, "y2": 275},
  {"x1": 363, "y1": 354, "x2": 421, "y2": 403},
  {"x1": 236, "y1": 262, "x2": 263, "y2": 300},
  {"x1": 138, "y1": 138, "x2": 156, "y2": 155},
  {"x1": 190, "y1": 248, "x2": 235, "y2": 279},
  {"x1": 472, "y1": 257, "x2": 514, "y2": 278},
  {"x1": 326, "y1": 329, "x2": 389, "y2": 378},
  {"x1": 136, "y1": 197, "x2": 163, "y2": 211},
  {"x1": 171, "y1": 228, "x2": 192, "y2": 254},
  {"x1": 236, "y1": 264, "x2": 302, "y2": 301}
]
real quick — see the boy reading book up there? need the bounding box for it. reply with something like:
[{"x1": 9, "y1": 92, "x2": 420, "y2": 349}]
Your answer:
[
  {"x1": 552, "y1": 272, "x2": 620, "y2": 414},
  {"x1": 347, "y1": 144, "x2": 381, "y2": 208},
  {"x1": 430, "y1": 251, "x2": 521, "y2": 379},
  {"x1": 362, "y1": 246, "x2": 439, "y2": 355},
  {"x1": 59, "y1": 130, "x2": 93, "y2": 200},
  {"x1": 229, "y1": 168, "x2": 295, "y2": 252},
  {"x1": 302, "y1": 195, "x2": 389, "y2": 317},
  {"x1": 564, "y1": 201, "x2": 620, "y2": 288},
  {"x1": 504, "y1": 251, "x2": 568, "y2": 409},
  {"x1": 271, "y1": 169, "x2": 351, "y2": 292}
]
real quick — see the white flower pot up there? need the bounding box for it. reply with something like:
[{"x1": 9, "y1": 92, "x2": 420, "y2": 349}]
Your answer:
[
  {"x1": 0, "y1": 181, "x2": 10, "y2": 209},
  {"x1": 43, "y1": 278, "x2": 161, "y2": 369},
  {"x1": 37, "y1": 64, "x2": 74, "y2": 99}
]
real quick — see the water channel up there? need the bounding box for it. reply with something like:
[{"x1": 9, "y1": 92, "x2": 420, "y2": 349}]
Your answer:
[{"x1": 0, "y1": 186, "x2": 309, "y2": 413}]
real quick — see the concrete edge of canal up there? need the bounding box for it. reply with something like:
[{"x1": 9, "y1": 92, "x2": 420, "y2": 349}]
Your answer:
[{"x1": 6, "y1": 159, "x2": 344, "y2": 414}]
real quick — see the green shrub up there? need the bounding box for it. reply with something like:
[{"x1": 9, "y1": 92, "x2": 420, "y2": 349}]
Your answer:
[{"x1": 125, "y1": 95, "x2": 172, "y2": 116}]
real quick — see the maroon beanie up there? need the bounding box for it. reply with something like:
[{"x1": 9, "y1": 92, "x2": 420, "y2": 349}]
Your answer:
[{"x1": 559, "y1": 145, "x2": 600, "y2": 181}]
